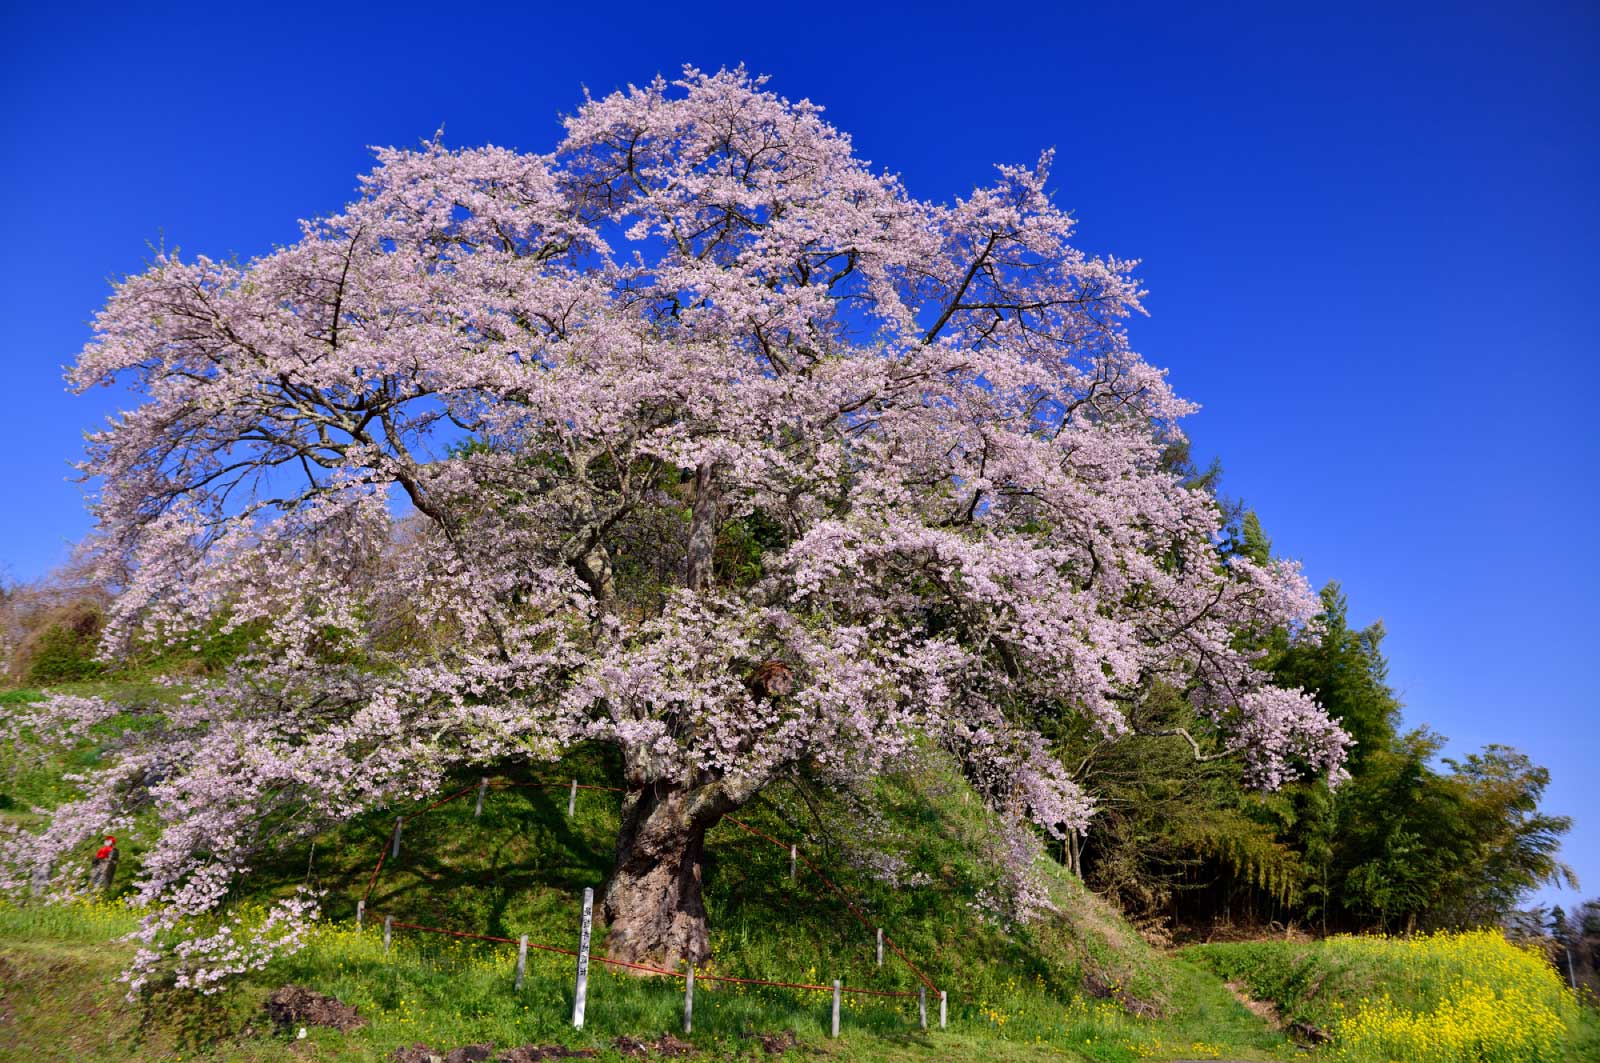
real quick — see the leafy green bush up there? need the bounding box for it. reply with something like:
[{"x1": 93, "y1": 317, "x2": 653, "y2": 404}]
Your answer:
[{"x1": 20, "y1": 602, "x2": 105, "y2": 684}]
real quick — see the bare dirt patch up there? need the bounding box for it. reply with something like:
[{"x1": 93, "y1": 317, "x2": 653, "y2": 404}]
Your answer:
[
  {"x1": 756, "y1": 1029, "x2": 798, "y2": 1055},
  {"x1": 613, "y1": 1034, "x2": 695, "y2": 1057},
  {"x1": 1224, "y1": 979, "x2": 1282, "y2": 1026},
  {"x1": 394, "y1": 1046, "x2": 600, "y2": 1063},
  {"x1": 499, "y1": 1048, "x2": 599, "y2": 1063},
  {"x1": 263, "y1": 984, "x2": 365, "y2": 1033}
]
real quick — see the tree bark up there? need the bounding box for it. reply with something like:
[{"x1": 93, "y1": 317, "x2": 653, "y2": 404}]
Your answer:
[
  {"x1": 600, "y1": 768, "x2": 769, "y2": 969},
  {"x1": 601, "y1": 782, "x2": 718, "y2": 968}
]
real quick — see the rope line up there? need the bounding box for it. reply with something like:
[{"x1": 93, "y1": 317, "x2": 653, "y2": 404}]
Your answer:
[
  {"x1": 360, "y1": 836, "x2": 388, "y2": 904},
  {"x1": 361, "y1": 776, "x2": 941, "y2": 997},
  {"x1": 417, "y1": 781, "x2": 483, "y2": 815},
  {"x1": 380, "y1": 917, "x2": 920, "y2": 998}
]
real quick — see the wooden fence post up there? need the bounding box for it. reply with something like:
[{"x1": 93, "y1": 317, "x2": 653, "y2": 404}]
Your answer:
[
  {"x1": 831, "y1": 980, "x2": 841, "y2": 1038},
  {"x1": 572, "y1": 886, "x2": 593, "y2": 1029},
  {"x1": 391, "y1": 817, "x2": 402, "y2": 859},
  {"x1": 475, "y1": 777, "x2": 489, "y2": 818},
  {"x1": 939, "y1": 990, "x2": 947, "y2": 1029},
  {"x1": 919, "y1": 986, "x2": 927, "y2": 1029},
  {"x1": 568, "y1": 778, "x2": 577, "y2": 817},
  {"x1": 515, "y1": 934, "x2": 527, "y2": 990},
  {"x1": 683, "y1": 962, "x2": 694, "y2": 1034},
  {"x1": 876, "y1": 927, "x2": 883, "y2": 967},
  {"x1": 383, "y1": 915, "x2": 392, "y2": 954},
  {"x1": 355, "y1": 899, "x2": 364, "y2": 927}
]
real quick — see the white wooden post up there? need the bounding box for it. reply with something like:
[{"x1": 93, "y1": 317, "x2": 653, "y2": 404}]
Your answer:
[
  {"x1": 515, "y1": 934, "x2": 528, "y2": 990},
  {"x1": 383, "y1": 914, "x2": 392, "y2": 954},
  {"x1": 391, "y1": 817, "x2": 402, "y2": 859},
  {"x1": 568, "y1": 778, "x2": 578, "y2": 817},
  {"x1": 475, "y1": 777, "x2": 489, "y2": 818},
  {"x1": 876, "y1": 927, "x2": 883, "y2": 967},
  {"x1": 831, "y1": 979, "x2": 841, "y2": 1038},
  {"x1": 789, "y1": 844, "x2": 797, "y2": 879},
  {"x1": 572, "y1": 887, "x2": 593, "y2": 1029},
  {"x1": 919, "y1": 986, "x2": 927, "y2": 1029},
  {"x1": 683, "y1": 962, "x2": 694, "y2": 1033},
  {"x1": 939, "y1": 990, "x2": 947, "y2": 1029},
  {"x1": 355, "y1": 899, "x2": 364, "y2": 927}
]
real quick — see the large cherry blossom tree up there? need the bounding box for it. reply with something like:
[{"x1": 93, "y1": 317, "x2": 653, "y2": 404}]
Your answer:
[{"x1": 3, "y1": 68, "x2": 1347, "y2": 981}]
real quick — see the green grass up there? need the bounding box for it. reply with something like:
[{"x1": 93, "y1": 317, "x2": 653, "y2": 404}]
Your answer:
[
  {"x1": 0, "y1": 712, "x2": 1292, "y2": 1061},
  {"x1": 0, "y1": 894, "x2": 1282, "y2": 1063},
  {"x1": 26, "y1": 679, "x2": 1594, "y2": 1061}
]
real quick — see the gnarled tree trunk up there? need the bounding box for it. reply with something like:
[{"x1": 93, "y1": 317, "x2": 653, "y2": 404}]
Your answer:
[
  {"x1": 601, "y1": 772, "x2": 767, "y2": 969},
  {"x1": 601, "y1": 783, "x2": 716, "y2": 968}
]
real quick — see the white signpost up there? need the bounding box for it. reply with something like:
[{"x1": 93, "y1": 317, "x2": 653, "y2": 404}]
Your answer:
[
  {"x1": 683, "y1": 962, "x2": 694, "y2": 1033},
  {"x1": 572, "y1": 887, "x2": 594, "y2": 1029}
]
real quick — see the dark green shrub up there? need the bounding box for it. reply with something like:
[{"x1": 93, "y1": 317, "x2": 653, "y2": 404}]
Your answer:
[{"x1": 21, "y1": 601, "x2": 105, "y2": 683}]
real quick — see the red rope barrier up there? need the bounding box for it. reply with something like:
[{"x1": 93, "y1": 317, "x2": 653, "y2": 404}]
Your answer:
[
  {"x1": 597, "y1": 955, "x2": 680, "y2": 977},
  {"x1": 388, "y1": 920, "x2": 519, "y2": 946},
  {"x1": 360, "y1": 835, "x2": 389, "y2": 904},
  {"x1": 417, "y1": 781, "x2": 483, "y2": 815},
  {"x1": 695, "y1": 972, "x2": 918, "y2": 999},
  {"x1": 376, "y1": 917, "x2": 918, "y2": 997}
]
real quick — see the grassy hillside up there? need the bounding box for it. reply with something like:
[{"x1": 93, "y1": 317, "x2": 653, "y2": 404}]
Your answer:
[
  {"x1": 1, "y1": 682, "x2": 1284, "y2": 1061},
  {"x1": 5, "y1": 681, "x2": 1595, "y2": 1061}
]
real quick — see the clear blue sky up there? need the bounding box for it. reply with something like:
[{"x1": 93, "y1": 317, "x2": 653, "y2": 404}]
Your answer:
[{"x1": 3, "y1": 2, "x2": 1595, "y2": 911}]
